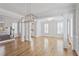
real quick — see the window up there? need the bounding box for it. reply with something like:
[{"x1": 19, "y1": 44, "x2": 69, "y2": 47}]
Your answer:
[
  {"x1": 44, "y1": 23, "x2": 48, "y2": 33},
  {"x1": 12, "y1": 23, "x2": 17, "y2": 34},
  {"x1": 57, "y1": 22, "x2": 63, "y2": 34},
  {"x1": 0, "y1": 23, "x2": 4, "y2": 32}
]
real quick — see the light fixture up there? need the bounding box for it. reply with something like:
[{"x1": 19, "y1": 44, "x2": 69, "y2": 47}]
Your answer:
[
  {"x1": 25, "y1": 14, "x2": 37, "y2": 22},
  {"x1": 20, "y1": 14, "x2": 37, "y2": 22}
]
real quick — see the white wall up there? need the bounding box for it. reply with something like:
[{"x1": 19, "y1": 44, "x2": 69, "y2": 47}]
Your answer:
[
  {"x1": 36, "y1": 17, "x2": 64, "y2": 38},
  {"x1": 73, "y1": 4, "x2": 79, "y2": 51},
  {"x1": 76, "y1": 4, "x2": 79, "y2": 50}
]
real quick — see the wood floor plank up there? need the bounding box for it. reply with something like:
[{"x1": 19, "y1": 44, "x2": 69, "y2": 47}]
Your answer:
[{"x1": 0, "y1": 36, "x2": 75, "y2": 56}]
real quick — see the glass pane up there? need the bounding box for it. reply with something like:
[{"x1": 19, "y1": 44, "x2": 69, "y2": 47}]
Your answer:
[
  {"x1": 57, "y1": 22, "x2": 63, "y2": 34},
  {"x1": 44, "y1": 23, "x2": 48, "y2": 33}
]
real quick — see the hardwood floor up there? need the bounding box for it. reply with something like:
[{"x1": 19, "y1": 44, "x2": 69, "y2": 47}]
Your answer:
[{"x1": 0, "y1": 36, "x2": 75, "y2": 56}]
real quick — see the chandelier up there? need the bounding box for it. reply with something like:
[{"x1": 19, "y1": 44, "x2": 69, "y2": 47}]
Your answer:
[{"x1": 20, "y1": 14, "x2": 37, "y2": 23}]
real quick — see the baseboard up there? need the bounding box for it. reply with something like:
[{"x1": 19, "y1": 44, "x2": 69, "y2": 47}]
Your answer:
[
  {"x1": 32, "y1": 35, "x2": 63, "y2": 39},
  {"x1": 0, "y1": 39, "x2": 15, "y2": 43}
]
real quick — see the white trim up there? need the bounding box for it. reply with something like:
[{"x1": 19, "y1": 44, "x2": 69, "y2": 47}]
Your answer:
[
  {"x1": 35, "y1": 34, "x2": 63, "y2": 37},
  {"x1": 34, "y1": 35, "x2": 63, "y2": 39},
  {"x1": 0, "y1": 39, "x2": 15, "y2": 43}
]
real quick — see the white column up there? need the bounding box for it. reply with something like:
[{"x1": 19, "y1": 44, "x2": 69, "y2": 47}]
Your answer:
[
  {"x1": 73, "y1": 4, "x2": 79, "y2": 51},
  {"x1": 25, "y1": 22, "x2": 29, "y2": 41},
  {"x1": 24, "y1": 22, "x2": 32, "y2": 41},
  {"x1": 21, "y1": 22, "x2": 25, "y2": 41},
  {"x1": 17, "y1": 22, "x2": 20, "y2": 36},
  {"x1": 29, "y1": 22, "x2": 32, "y2": 41},
  {"x1": 63, "y1": 17, "x2": 68, "y2": 48}
]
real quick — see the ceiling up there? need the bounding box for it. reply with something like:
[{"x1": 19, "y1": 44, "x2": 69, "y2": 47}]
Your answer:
[{"x1": 0, "y1": 3, "x2": 75, "y2": 19}]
